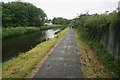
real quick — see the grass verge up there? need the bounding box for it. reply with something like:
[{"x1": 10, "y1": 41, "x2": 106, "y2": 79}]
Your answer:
[
  {"x1": 2, "y1": 27, "x2": 69, "y2": 78},
  {"x1": 2, "y1": 24, "x2": 65, "y2": 39},
  {"x1": 75, "y1": 28, "x2": 113, "y2": 78},
  {"x1": 41, "y1": 24, "x2": 64, "y2": 29}
]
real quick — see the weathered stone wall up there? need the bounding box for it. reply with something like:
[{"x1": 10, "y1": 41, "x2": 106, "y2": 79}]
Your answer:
[{"x1": 101, "y1": 26, "x2": 120, "y2": 56}]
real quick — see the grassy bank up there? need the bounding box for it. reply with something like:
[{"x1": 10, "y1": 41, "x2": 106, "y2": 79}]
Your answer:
[
  {"x1": 2, "y1": 27, "x2": 69, "y2": 78},
  {"x1": 41, "y1": 24, "x2": 64, "y2": 29},
  {"x1": 75, "y1": 28, "x2": 119, "y2": 78},
  {"x1": 2, "y1": 24, "x2": 65, "y2": 39}
]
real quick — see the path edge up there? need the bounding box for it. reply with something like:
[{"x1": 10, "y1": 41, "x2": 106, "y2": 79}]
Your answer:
[{"x1": 25, "y1": 29, "x2": 69, "y2": 78}]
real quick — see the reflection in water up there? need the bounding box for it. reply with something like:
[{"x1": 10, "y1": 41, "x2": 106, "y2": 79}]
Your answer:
[
  {"x1": 2, "y1": 29, "x2": 60, "y2": 63},
  {"x1": 45, "y1": 29, "x2": 60, "y2": 38}
]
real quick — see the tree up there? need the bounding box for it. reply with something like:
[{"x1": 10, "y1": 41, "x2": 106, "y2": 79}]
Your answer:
[
  {"x1": 2, "y1": 2, "x2": 47, "y2": 27},
  {"x1": 52, "y1": 17, "x2": 70, "y2": 25}
]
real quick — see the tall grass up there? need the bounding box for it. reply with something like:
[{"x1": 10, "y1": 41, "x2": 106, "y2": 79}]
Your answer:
[
  {"x1": 72, "y1": 12, "x2": 120, "y2": 77},
  {"x1": 2, "y1": 27, "x2": 40, "y2": 39},
  {"x1": 2, "y1": 25, "x2": 65, "y2": 39},
  {"x1": 2, "y1": 27, "x2": 69, "y2": 78},
  {"x1": 79, "y1": 31, "x2": 119, "y2": 77}
]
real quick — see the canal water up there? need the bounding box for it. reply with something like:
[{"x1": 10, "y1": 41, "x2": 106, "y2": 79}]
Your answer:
[{"x1": 2, "y1": 28, "x2": 60, "y2": 63}]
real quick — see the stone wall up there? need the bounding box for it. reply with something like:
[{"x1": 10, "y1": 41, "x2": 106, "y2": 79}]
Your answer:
[{"x1": 101, "y1": 26, "x2": 120, "y2": 56}]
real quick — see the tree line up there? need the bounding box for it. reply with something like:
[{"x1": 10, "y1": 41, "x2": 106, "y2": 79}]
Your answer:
[
  {"x1": 71, "y1": 11, "x2": 120, "y2": 77},
  {"x1": 71, "y1": 12, "x2": 119, "y2": 40},
  {"x1": 52, "y1": 17, "x2": 70, "y2": 25},
  {"x1": 2, "y1": 2, "x2": 47, "y2": 27}
]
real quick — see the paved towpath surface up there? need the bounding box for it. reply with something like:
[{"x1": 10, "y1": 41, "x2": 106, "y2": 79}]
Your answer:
[{"x1": 34, "y1": 28, "x2": 83, "y2": 78}]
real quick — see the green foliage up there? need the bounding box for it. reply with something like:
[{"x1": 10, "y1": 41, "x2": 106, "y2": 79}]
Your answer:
[
  {"x1": 2, "y1": 27, "x2": 69, "y2": 78},
  {"x1": 71, "y1": 13, "x2": 118, "y2": 39},
  {"x1": 40, "y1": 24, "x2": 65, "y2": 30},
  {"x1": 2, "y1": 27, "x2": 40, "y2": 38},
  {"x1": 2, "y1": 2, "x2": 47, "y2": 27},
  {"x1": 78, "y1": 31, "x2": 119, "y2": 77},
  {"x1": 73, "y1": 12, "x2": 120, "y2": 77},
  {"x1": 2, "y1": 25, "x2": 66, "y2": 39},
  {"x1": 52, "y1": 17, "x2": 70, "y2": 25}
]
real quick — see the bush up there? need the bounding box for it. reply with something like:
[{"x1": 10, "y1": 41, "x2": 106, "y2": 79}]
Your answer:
[{"x1": 73, "y1": 12, "x2": 120, "y2": 77}]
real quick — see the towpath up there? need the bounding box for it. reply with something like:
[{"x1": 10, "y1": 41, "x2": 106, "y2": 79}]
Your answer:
[{"x1": 34, "y1": 28, "x2": 83, "y2": 78}]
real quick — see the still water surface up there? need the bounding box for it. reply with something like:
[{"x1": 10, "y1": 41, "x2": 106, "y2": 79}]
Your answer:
[{"x1": 2, "y1": 29, "x2": 60, "y2": 63}]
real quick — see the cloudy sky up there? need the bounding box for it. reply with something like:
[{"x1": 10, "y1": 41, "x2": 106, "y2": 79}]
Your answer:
[{"x1": 2, "y1": 0, "x2": 119, "y2": 19}]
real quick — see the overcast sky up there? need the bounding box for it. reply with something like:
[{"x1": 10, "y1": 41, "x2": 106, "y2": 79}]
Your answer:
[{"x1": 2, "y1": 0, "x2": 120, "y2": 19}]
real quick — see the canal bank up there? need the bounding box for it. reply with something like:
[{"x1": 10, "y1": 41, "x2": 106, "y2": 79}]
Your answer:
[
  {"x1": 2, "y1": 24, "x2": 65, "y2": 39},
  {"x1": 2, "y1": 27, "x2": 69, "y2": 78},
  {"x1": 3, "y1": 28, "x2": 61, "y2": 63}
]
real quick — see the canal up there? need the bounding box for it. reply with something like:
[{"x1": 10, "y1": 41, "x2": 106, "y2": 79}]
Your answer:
[{"x1": 2, "y1": 28, "x2": 60, "y2": 63}]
